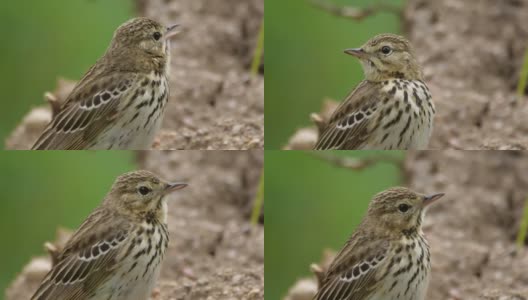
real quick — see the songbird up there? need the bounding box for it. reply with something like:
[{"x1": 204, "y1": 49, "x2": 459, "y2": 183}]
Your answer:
[
  {"x1": 31, "y1": 170, "x2": 188, "y2": 300},
  {"x1": 314, "y1": 187, "x2": 444, "y2": 300},
  {"x1": 32, "y1": 18, "x2": 180, "y2": 150},
  {"x1": 314, "y1": 34, "x2": 434, "y2": 150}
]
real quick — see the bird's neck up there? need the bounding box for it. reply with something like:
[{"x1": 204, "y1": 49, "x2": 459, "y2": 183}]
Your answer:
[
  {"x1": 103, "y1": 49, "x2": 168, "y2": 75},
  {"x1": 369, "y1": 70, "x2": 423, "y2": 82},
  {"x1": 401, "y1": 212, "x2": 425, "y2": 238},
  {"x1": 366, "y1": 61, "x2": 424, "y2": 82},
  {"x1": 142, "y1": 200, "x2": 168, "y2": 225}
]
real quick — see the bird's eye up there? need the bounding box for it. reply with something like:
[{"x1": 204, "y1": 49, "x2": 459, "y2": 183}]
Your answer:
[
  {"x1": 381, "y1": 46, "x2": 392, "y2": 55},
  {"x1": 138, "y1": 186, "x2": 152, "y2": 195},
  {"x1": 398, "y1": 203, "x2": 411, "y2": 212},
  {"x1": 153, "y1": 32, "x2": 162, "y2": 41}
]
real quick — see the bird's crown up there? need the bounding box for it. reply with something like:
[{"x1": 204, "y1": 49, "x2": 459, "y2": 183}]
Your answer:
[{"x1": 112, "y1": 18, "x2": 165, "y2": 45}]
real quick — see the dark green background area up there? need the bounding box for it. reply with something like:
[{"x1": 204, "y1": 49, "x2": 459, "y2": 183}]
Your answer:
[
  {"x1": 0, "y1": 0, "x2": 134, "y2": 148},
  {"x1": 265, "y1": 151, "x2": 404, "y2": 300},
  {"x1": 0, "y1": 151, "x2": 135, "y2": 298},
  {"x1": 265, "y1": 0, "x2": 403, "y2": 149}
]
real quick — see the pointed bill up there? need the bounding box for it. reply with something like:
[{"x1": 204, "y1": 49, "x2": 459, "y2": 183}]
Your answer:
[
  {"x1": 423, "y1": 193, "x2": 444, "y2": 207},
  {"x1": 164, "y1": 182, "x2": 188, "y2": 194},
  {"x1": 164, "y1": 24, "x2": 180, "y2": 40},
  {"x1": 344, "y1": 48, "x2": 368, "y2": 59}
]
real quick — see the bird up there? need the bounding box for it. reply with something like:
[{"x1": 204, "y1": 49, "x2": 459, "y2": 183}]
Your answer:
[
  {"x1": 314, "y1": 187, "x2": 444, "y2": 300},
  {"x1": 313, "y1": 34, "x2": 435, "y2": 150},
  {"x1": 32, "y1": 17, "x2": 180, "y2": 150},
  {"x1": 31, "y1": 170, "x2": 188, "y2": 300}
]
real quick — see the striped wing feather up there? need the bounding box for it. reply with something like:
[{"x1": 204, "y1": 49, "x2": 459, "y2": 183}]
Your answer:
[
  {"x1": 314, "y1": 81, "x2": 381, "y2": 150},
  {"x1": 315, "y1": 232, "x2": 389, "y2": 300},
  {"x1": 32, "y1": 72, "x2": 138, "y2": 150},
  {"x1": 31, "y1": 209, "x2": 131, "y2": 300}
]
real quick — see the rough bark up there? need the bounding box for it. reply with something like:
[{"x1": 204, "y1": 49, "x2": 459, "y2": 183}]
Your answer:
[
  {"x1": 6, "y1": 150, "x2": 264, "y2": 300},
  {"x1": 5, "y1": 0, "x2": 264, "y2": 150}
]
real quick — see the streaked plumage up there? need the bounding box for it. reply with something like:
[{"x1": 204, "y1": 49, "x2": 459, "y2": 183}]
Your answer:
[
  {"x1": 314, "y1": 187, "x2": 444, "y2": 300},
  {"x1": 314, "y1": 34, "x2": 434, "y2": 150},
  {"x1": 31, "y1": 170, "x2": 188, "y2": 300},
  {"x1": 32, "y1": 18, "x2": 179, "y2": 150}
]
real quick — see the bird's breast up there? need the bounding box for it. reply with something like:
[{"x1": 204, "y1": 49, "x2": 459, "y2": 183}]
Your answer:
[
  {"x1": 92, "y1": 72, "x2": 169, "y2": 149},
  {"x1": 106, "y1": 220, "x2": 169, "y2": 300},
  {"x1": 371, "y1": 235, "x2": 430, "y2": 300},
  {"x1": 367, "y1": 79, "x2": 434, "y2": 150}
]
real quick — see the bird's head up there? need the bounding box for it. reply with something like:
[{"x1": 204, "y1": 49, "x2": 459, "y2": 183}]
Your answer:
[
  {"x1": 366, "y1": 187, "x2": 443, "y2": 235},
  {"x1": 106, "y1": 170, "x2": 187, "y2": 217},
  {"x1": 107, "y1": 17, "x2": 180, "y2": 70},
  {"x1": 345, "y1": 33, "x2": 423, "y2": 82}
]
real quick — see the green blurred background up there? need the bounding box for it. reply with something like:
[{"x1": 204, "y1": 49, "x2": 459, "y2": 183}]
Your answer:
[
  {"x1": 265, "y1": 0, "x2": 404, "y2": 149},
  {"x1": 265, "y1": 150, "x2": 404, "y2": 299},
  {"x1": 0, "y1": 151, "x2": 136, "y2": 297},
  {"x1": 0, "y1": 0, "x2": 135, "y2": 148}
]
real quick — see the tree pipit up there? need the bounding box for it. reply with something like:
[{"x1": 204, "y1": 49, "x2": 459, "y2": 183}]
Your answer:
[
  {"x1": 314, "y1": 187, "x2": 444, "y2": 300},
  {"x1": 32, "y1": 18, "x2": 180, "y2": 150},
  {"x1": 314, "y1": 34, "x2": 434, "y2": 150},
  {"x1": 31, "y1": 170, "x2": 187, "y2": 300}
]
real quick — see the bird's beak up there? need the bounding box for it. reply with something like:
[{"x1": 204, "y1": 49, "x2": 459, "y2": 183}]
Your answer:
[
  {"x1": 164, "y1": 182, "x2": 188, "y2": 194},
  {"x1": 423, "y1": 193, "x2": 444, "y2": 207},
  {"x1": 344, "y1": 48, "x2": 368, "y2": 59},
  {"x1": 164, "y1": 24, "x2": 181, "y2": 40}
]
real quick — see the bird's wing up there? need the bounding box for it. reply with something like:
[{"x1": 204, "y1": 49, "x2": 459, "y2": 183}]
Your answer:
[
  {"x1": 314, "y1": 232, "x2": 390, "y2": 300},
  {"x1": 313, "y1": 81, "x2": 382, "y2": 150},
  {"x1": 31, "y1": 72, "x2": 139, "y2": 150},
  {"x1": 31, "y1": 209, "x2": 131, "y2": 300}
]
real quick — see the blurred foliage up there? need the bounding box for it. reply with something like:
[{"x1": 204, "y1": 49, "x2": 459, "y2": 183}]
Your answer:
[
  {"x1": 265, "y1": 150, "x2": 404, "y2": 300},
  {"x1": 517, "y1": 198, "x2": 528, "y2": 248},
  {"x1": 0, "y1": 151, "x2": 136, "y2": 297},
  {"x1": 265, "y1": 0, "x2": 404, "y2": 149},
  {"x1": 251, "y1": 20, "x2": 265, "y2": 76},
  {"x1": 0, "y1": 0, "x2": 134, "y2": 147},
  {"x1": 518, "y1": 48, "x2": 528, "y2": 99},
  {"x1": 251, "y1": 169, "x2": 265, "y2": 225}
]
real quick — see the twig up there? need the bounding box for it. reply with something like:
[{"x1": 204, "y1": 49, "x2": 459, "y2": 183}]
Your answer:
[
  {"x1": 310, "y1": 263, "x2": 325, "y2": 288},
  {"x1": 309, "y1": 0, "x2": 401, "y2": 21},
  {"x1": 309, "y1": 152, "x2": 404, "y2": 171},
  {"x1": 251, "y1": 20, "x2": 264, "y2": 76},
  {"x1": 44, "y1": 92, "x2": 61, "y2": 118}
]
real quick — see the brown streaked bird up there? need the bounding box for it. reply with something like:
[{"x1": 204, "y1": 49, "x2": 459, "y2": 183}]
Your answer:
[
  {"x1": 31, "y1": 170, "x2": 188, "y2": 300},
  {"x1": 32, "y1": 17, "x2": 180, "y2": 150},
  {"x1": 314, "y1": 34, "x2": 435, "y2": 150},
  {"x1": 314, "y1": 187, "x2": 444, "y2": 300}
]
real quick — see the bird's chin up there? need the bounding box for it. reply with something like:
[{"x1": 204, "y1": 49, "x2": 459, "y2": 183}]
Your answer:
[
  {"x1": 159, "y1": 199, "x2": 168, "y2": 223},
  {"x1": 164, "y1": 42, "x2": 171, "y2": 75},
  {"x1": 361, "y1": 62, "x2": 378, "y2": 80}
]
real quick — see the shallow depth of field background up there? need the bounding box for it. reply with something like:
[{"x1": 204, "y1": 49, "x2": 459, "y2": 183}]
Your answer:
[
  {"x1": 0, "y1": 152, "x2": 135, "y2": 298},
  {"x1": 265, "y1": 151, "x2": 404, "y2": 299},
  {"x1": 0, "y1": 0, "x2": 134, "y2": 148},
  {"x1": 265, "y1": 0, "x2": 403, "y2": 149}
]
